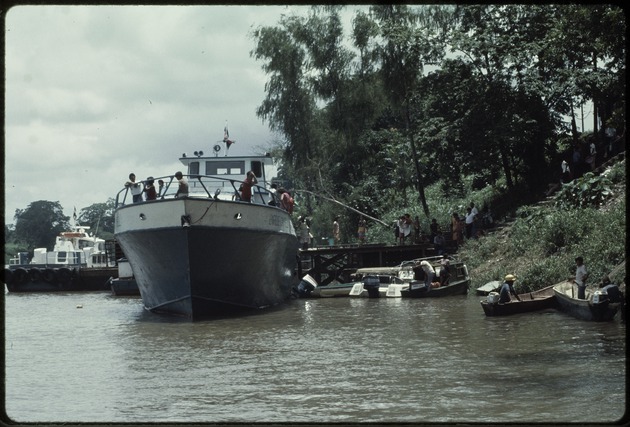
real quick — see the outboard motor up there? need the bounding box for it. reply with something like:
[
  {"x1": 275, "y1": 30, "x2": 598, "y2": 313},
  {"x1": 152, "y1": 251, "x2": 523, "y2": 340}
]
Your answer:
[
  {"x1": 601, "y1": 284, "x2": 622, "y2": 303},
  {"x1": 363, "y1": 275, "x2": 380, "y2": 298},
  {"x1": 592, "y1": 290, "x2": 609, "y2": 305},
  {"x1": 293, "y1": 274, "x2": 318, "y2": 298}
]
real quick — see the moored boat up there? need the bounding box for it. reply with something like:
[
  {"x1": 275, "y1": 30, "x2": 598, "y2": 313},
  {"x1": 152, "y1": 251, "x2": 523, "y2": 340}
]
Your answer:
[
  {"x1": 480, "y1": 284, "x2": 557, "y2": 316},
  {"x1": 4, "y1": 223, "x2": 117, "y2": 292},
  {"x1": 553, "y1": 280, "x2": 619, "y2": 321},
  {"x1": 399, "y1": 257, "x2": 470, "y2": 298},
  {"x1": 295, "y1": 255, "x2": 470, "y2": 299},
  {"x1": 108, "y1": 258, "x2": 140, "y2": 296},
  {"x1": 114, "y1": 147, "x2": 298, "y2": 320}
]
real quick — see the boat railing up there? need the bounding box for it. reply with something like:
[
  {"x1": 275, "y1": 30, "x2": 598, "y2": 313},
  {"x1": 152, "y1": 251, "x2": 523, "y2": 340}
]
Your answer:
[{"x1": 115, "y1": 174, "x2": 277, "y2": 208}]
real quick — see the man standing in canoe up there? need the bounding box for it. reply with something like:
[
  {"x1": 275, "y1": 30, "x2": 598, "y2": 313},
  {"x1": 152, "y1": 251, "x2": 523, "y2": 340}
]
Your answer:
[{"x1": 572, "y1": 256, "x2": 589, "y2": 300}]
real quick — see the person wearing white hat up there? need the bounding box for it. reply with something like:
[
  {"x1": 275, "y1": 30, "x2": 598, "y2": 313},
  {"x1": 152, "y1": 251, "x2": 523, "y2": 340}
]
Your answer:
[{"x1": 499, "y1": 274, "x2": 521, "y2": 303}]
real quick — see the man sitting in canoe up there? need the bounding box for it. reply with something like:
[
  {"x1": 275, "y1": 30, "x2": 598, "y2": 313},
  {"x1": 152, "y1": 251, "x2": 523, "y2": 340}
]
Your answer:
[{"x1": 499, "y1": 274, "x2": 521, "y2": 303}]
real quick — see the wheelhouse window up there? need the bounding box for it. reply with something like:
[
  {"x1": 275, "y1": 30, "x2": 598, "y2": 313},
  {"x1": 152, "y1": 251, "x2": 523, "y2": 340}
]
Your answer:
[
  {"x1": 189, "y1": 161, "x2": 200, "y2": 175},
  {"x1": 251, "y1": 161, "x2": 263, "y2": 178},
  {"x1": 206, "y1": 161, "x2": 245, "y2": 175}
]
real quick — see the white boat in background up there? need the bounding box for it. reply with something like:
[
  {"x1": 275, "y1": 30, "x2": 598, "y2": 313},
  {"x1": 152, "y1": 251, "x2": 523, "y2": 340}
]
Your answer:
[
  {"x1": 114, "y1": 145, "x2": 298, "y2": 320},
  {"x1": 4, "y1": 221, "x2": 117, "y2": 292}
]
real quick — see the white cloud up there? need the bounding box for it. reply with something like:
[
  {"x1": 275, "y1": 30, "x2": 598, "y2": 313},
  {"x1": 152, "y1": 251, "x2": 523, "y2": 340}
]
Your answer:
[
  {"x1": 4, "y1": 5, "x2": 367, "y2": 226},
  {"x1": 3, "y1": 5, "x2": 295, "y2": 223}
]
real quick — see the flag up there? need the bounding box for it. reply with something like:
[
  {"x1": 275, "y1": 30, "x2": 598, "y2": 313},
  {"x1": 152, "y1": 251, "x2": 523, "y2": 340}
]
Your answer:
[
  {"x1": 73, "y1": 207, "x2": 77, "y2": 220},
  {"x1": 223, "y1": 124, "x2": 235, "y2": 148}
]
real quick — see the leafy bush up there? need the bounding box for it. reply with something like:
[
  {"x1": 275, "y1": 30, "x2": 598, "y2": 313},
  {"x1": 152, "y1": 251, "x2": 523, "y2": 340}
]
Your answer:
[
  {"x1": 555, "y1": 172, "x2": 614, "y2": 209},
  {"x1": 602, "y1": 158, "x2": 626, "y2": 184},
  {"x1": 461, "y1": 193, "x2": 626, "y2": 291}
]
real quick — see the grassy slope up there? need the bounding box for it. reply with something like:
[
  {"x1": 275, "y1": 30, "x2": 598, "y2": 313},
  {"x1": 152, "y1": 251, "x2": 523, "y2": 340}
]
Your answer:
[{"x1": 457, "y1": 159, "x2": 626, "y2": 293}]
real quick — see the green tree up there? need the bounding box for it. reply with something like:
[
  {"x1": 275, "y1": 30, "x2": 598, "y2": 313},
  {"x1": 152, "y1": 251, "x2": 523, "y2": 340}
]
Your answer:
[
  {"x1": 541, "y1": 5, "x2": 626, "y2": 138},
  {"x1": 250, "y1": 15, "x2": 318, "y2": 170},
  {"x1": 371, "y1": 4, "x2": 447, "y2": 216},
  {"x1": 13, "y1": 201, "x2": 69, "y2": 251},
  {"x1": 77, "y1": 199, "x2": 115, "y2": 239}
]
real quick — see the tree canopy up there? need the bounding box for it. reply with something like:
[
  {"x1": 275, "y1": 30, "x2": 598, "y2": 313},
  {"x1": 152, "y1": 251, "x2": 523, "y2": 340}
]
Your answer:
[
  {"x1": 8, "y1": 200, "x2": 116, "y2": 254},
  {"x1": 13, "y1": 201, "x2": 70, "y2": 251},
  {"x1": 250, "y1": 4, "x2": 625, "y2": 238}
]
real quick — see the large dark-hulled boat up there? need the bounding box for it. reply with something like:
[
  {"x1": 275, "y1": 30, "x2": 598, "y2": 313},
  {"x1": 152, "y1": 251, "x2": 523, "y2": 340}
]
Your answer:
[{"x1": 114, "y1": 145, "x2": 298, "y2": 320}]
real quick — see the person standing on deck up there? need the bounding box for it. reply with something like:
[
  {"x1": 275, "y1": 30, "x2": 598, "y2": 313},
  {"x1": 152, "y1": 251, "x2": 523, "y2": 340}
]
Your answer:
[
  {"x1": 143, "y1": 177, "x2": 157, "y2": 201},
  {"x1": 125, "y1": 173, "x2": 143, "y2": 203},
  {"x1": 174, "y1": 171, "x2": 189, "y2": 198},
  {"x1": 240, "y1": 170, "x2": 258, "y2": 202}
]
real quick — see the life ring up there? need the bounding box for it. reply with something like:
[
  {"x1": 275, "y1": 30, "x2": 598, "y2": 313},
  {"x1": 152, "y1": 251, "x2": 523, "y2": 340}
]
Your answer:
[
  {"x1": 42, "y1": 268, "x2": 56, "y2": 283},
  {"x1": 3, "y1": 268, "x2": 14, "y2": 285},
  {"x1": 13, "y1": 268, "x2": 29, "y2": 285},
  {"x1": 29, "y1": 268, "x2": 43, "y2": 283}
]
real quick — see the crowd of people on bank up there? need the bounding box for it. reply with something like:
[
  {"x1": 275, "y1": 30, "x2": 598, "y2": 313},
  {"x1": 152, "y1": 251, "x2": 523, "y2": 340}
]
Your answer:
[
  {"x1": 560, "y1": 126, "x2": 625, "y2": 184},
  {"x1": 384, "y1": 202, "x2": 490, "y2": 249}
]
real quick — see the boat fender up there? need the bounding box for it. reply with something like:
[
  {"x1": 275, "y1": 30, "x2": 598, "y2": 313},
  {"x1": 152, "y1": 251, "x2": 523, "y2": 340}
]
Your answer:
[
  {"x1": 42, "y1": 268, "x2": 56, "y2": 283},
  {"x1": 14, "y1": 268, "x2": 30, "y2": 285},
  {"x1": 3, "y1": 268, "x2": 14, "y2": 285},
  {"x1": 487, "y1": 292, "x2": 500, "y2": 304},
  {"x1": 56, "y1": 268, "x2": 72, "y2": 285},
  {"x1": 29, "y1": 268, "x2": 43, "y2": 283}
]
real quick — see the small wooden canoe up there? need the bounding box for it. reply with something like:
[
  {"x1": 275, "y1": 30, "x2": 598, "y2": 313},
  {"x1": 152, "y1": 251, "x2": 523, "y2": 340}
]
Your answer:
[
  {"x1": 480, "y1": 285, "x2": 557, "y2": 316},
  {"x1": 553, "y1": 280, "x2": 619, "y2": 321}
]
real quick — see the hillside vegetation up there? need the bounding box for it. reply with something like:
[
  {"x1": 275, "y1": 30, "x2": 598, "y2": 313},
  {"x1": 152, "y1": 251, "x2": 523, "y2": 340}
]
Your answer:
[{"x1": 458, "y1": 159, "x2": 626, "y2": 293}]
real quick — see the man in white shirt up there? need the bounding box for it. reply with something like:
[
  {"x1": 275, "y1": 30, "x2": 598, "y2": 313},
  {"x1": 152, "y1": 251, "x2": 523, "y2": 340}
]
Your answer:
[
  {"x1": 465, "y1": 207, "x2": 475, "y2": 239},
  {"x1": 572, "y1": 256, "x2": 589, "y2": 300}
]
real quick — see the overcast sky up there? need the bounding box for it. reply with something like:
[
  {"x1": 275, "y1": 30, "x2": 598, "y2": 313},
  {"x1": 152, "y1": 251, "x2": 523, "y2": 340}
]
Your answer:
[{"x1": 4, "y1": 5, "x2": 364, "y2": 225}]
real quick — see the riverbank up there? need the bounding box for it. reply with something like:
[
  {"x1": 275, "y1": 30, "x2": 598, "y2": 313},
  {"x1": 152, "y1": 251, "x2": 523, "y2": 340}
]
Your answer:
[{"x1": 458, "y1": 158, "x2": 626, "y2": 293}]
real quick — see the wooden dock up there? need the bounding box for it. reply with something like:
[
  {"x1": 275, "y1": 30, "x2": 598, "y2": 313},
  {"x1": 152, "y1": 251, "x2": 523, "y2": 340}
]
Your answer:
[{"x1": 298, "y1": 242, "x2": 452, "y2": 286}]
